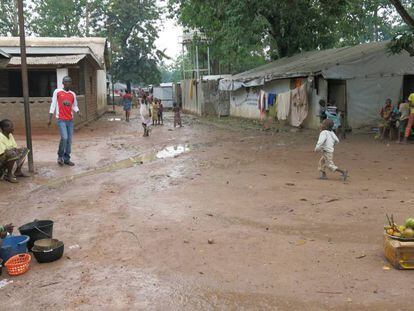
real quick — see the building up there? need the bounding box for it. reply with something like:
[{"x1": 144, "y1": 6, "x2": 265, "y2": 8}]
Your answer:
[
  {"x1": 153, "y1": 83, "x2": 174, "y2": 108},
  {"x1": 220, "y1": 41, "x2": 414, "y2": 129},
  {"x1": 182, "y1": 75, "x2": 231, "y2": 117},
  {"x1": 0, "y1": 37, "x2": 109, "y2": 130},
  {"x1": 0, "y1": 48, "x2": 10, "y2": 68}
]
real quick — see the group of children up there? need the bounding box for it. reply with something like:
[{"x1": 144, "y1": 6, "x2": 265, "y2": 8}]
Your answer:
[
  {"x1": 379, "y1": 96, "x2": 414, "y2": 144},
  {"x1": 137, "y1": 93, "x2": 182, "y2": 137}
]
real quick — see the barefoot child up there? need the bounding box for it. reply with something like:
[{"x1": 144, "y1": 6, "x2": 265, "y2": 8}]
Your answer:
[
  {"x1": 173, "y1": 102, "x2": 182, "y2": 128},
  {"x1": 140, "y1": 97, "x2": 151, "y2": 137},
  {"x1": 315, "y1": 119, "x2": 348, "y2": 181}
]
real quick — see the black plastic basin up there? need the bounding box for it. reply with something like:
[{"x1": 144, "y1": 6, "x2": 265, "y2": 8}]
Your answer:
[{"x1": 18, "y1": 220, "x2": 53, "y2": 251}]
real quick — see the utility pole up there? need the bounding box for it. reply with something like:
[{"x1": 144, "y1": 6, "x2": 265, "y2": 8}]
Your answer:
[{"x1": 17, "y1": 0, "x2": 34, "y2": 173}]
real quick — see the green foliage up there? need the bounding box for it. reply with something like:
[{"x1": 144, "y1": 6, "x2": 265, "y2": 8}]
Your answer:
[
  {"x1": 0, "y1": 0, "x2": 30, "y2": 36},
  {"x1": 387, "y1": 0, "x2": 414, "y2": 56},
  {"x1": 0, "y1": 0, "x2": 163, "y2": 85},
  {"x1": 31, "y1": 0, "x2": 87, "y2": 37},
  {"x1": 107, "y1": 0, "x2": 163, "y2": 85},
  {"x1": 169, "y1": 0, "x2": 412, "y2": 73}
]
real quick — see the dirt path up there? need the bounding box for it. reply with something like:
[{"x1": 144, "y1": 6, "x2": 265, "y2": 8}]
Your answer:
[{"x1": 1, "y1": 109, "x2": 414, "y2": 310}]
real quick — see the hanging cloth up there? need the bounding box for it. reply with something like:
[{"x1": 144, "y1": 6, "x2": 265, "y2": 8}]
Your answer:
[
  {"x1": 267, "y1": 93, "x2": 277, "y2": 118},
  {"x1": 289, "y1": 83, "x2": 309, "y2": 127},
  {"x1": 268, "y1": 93, "x2": 276, "y2": 107},
  {"x1": 277, "y1": 91, "x2": 291, "y2": 120}
]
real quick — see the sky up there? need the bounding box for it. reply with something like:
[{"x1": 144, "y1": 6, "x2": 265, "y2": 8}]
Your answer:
[{"x1": 155, "y1": 2, "x2": 182, "y2": 65}]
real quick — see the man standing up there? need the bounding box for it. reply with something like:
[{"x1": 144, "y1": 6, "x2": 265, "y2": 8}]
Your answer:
[{"x1": 48, "y1": 76, "x2": 81, "y2": 166}]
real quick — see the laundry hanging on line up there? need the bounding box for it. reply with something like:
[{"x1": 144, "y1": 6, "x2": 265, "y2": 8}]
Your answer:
[
  {"x1": 277, "y1": 91, "x2": 291, "y2": 121},
  {"x1": 289, "y1": 83, "x2": 309, "y2": 127}
]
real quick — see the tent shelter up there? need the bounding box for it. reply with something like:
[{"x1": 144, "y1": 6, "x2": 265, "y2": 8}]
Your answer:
[{"x1": 220, "y1": 41, "x2": 414, "y2": 129}]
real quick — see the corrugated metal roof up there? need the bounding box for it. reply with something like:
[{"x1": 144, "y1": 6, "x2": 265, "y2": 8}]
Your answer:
[
  {"x1": 0, "y1": 48, "x2": 10, "y2": 59},
  {"x1": 0, "y1": 37, "x2": 108, "y2": 68},
  {"x1": 8, "y1": 54, "x2": 86, "y2": 66},
  {"x1": 230, "y1": 41, "x2": 390, "y2": 82}
]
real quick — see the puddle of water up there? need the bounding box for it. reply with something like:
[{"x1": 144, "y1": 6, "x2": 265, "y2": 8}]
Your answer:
[
  {"x1": 38, "y1": 145, "x2": 191, "y2": 189},
  {"x1": 156, "y1": 145, "x2": 190, "y2": 159},
  {"x1": 108, "y1": 117, "x2": 122, "y2": 122}
]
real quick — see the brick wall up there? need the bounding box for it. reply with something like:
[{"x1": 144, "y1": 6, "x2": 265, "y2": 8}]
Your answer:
[{"x1": 0, "y1": 96, "x2": 85, "y2": 133}]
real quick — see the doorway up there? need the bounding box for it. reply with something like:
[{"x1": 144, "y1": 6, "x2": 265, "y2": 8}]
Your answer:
[
  {"x1": 403, "y1": 75, "x2": 414, "y2": 101},
  {"x1": 328, "y1": 79, "x2": 348, "y2": 129}
]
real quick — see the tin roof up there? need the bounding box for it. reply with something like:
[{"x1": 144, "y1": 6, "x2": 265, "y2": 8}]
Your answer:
[
  {"x1": 8, "y1": 54, "x2": 87, "y2": 66},
  {"x1": 0, "y1": 48, "x2": 10, "y2": 59},
  {"x1": 230, "y1": 41, "x2": 390, "y2": 82},
  {"x1": 0, "y1": 37, "x2": 108, "y2": 68}
]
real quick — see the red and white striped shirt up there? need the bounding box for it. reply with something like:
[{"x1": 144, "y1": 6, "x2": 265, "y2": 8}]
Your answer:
[{"x1": 49, "y1": 89, "x2": 79, "y2": 121}]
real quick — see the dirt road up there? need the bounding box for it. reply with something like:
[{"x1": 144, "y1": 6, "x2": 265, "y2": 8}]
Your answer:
[{"x1": 1, "y1": 110, "x2": 414, "y2": 310}]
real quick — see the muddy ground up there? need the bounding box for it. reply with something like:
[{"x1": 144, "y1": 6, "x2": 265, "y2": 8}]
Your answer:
[{"x1": 1, "y1": 108, "x2": 414, "y2": 310}]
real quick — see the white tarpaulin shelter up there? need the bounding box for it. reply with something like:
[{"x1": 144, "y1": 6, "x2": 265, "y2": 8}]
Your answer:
[{"x1": 220, "y1": 41, "x2": 414, "y2": 128}]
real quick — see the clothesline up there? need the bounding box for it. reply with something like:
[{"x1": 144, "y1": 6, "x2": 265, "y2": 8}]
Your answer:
[{"x1": 256, "y1": 83, "x2": 309, "y2": 127}]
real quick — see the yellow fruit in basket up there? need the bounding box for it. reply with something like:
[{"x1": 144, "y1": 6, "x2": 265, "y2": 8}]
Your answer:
[
  {"x1": 384, "y1": 225, "x2": 392, "y2": 230},
  {"x1": 402, "y1": 228, "x2": 414, "y2": 238},
  {"x1": 399, "y1": 226, "x2": 406, "y2": 232},
  {"x1": 386, "y1": 229, "x2": 394, "y2": 235},
  {"x1": 393, "y1": 232, "x2": 402, "y2": 237}
]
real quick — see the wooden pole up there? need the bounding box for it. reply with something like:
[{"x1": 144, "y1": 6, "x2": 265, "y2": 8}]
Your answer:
[{"x1": 17, "y1": 0, "x2": 34, "y2": 173}]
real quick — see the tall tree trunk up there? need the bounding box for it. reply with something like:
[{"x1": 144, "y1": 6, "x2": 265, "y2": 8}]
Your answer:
[{"x1": 389, "y1": 0, "x2": 414, "y2": 28}]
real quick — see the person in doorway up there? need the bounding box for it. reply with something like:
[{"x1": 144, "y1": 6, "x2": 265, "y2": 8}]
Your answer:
[
  {"x1": 0, "y1": 119, "x2": 30, "y2": 183},
  {"x1": 140, "y1": 97, "x2": 152, "y2": 137},
  {"x1": 48, "y1": 76, "x2": 82, "y2": 166},
  {"x1": 173, "y1": 102, "x2": 182, "y2": 128},
  {"x1": 397, "y1": 100, "x2": 410, "y2": 143},
  {"x1": 157, "y1": 100, "x2": 164, "y2": 125},
  {"x1": 379, "y1": 98, "x2": 393, "y2": 140},
  {"x1": 122, "y1": 89, "x2": 133, "y2": 122},
  {"x1": 403, "y1": 93, "x2": 414, "y2": 144},
  {"x1": 315, "y1": 119, "x2": 348, "y2": 181}
]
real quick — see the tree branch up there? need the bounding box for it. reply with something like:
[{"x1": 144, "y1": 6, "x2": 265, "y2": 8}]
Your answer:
[{"x1": 389, "y1": 0, "x2": 414, "y2": 28}]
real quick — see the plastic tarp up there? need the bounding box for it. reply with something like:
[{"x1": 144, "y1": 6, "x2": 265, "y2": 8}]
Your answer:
[
  {"x1": 219, "y1": 77, "x2": 264, "y2": 91},
  {"x1": 347, "y1": 76, "x2": 403, "y2": 128}
]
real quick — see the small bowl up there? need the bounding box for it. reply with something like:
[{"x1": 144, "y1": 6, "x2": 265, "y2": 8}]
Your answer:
[{"x1": 33, "y1": 239, "x2": 60, "y2": 251}]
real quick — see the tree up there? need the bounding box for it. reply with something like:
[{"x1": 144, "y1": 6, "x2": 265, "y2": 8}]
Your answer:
[
  {"x1": 31, "y1": 0, "x2": 87, "y2": 37},
  {"x1": 169, "y1": 0, "x2": 404, "y2": 73},
  {"x1": 388, "y1": 0, "x2": 414, "y2": 55},
  {"x1": 106, "y1": 0, "x2": 163, "y2": 85},
  {"x1": 169, "y1": 1, "x2": 350, "y2": 62},
  {"x1": 0, "y1": 0, "x2": 23, "y2": 36},
  {"x1": 0, "y1": 0, "x2": 164, "y2": 85}
]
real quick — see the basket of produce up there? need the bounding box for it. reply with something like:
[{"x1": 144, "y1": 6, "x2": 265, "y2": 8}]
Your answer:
[{"x1": 384, "y1": 214, "x2": 414, "y2": 241}]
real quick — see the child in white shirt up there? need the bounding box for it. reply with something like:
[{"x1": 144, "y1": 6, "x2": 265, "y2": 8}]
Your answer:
[{"x1": 315, "y1": 119, "x2": 348, "y2": 181}]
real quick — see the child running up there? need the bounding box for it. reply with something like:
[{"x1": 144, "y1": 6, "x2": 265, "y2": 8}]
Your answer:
[
  {"x1": 173, "y1": 102, "x2": 182, "y2": 128},
  {"x1": 315, "y1": 119, "x2": 348, "y2": 181}
]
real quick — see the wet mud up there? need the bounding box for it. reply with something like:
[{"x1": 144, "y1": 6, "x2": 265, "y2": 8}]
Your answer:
[{"x1": 1, "y1": 109, "x2": 414, "y2": 310}]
